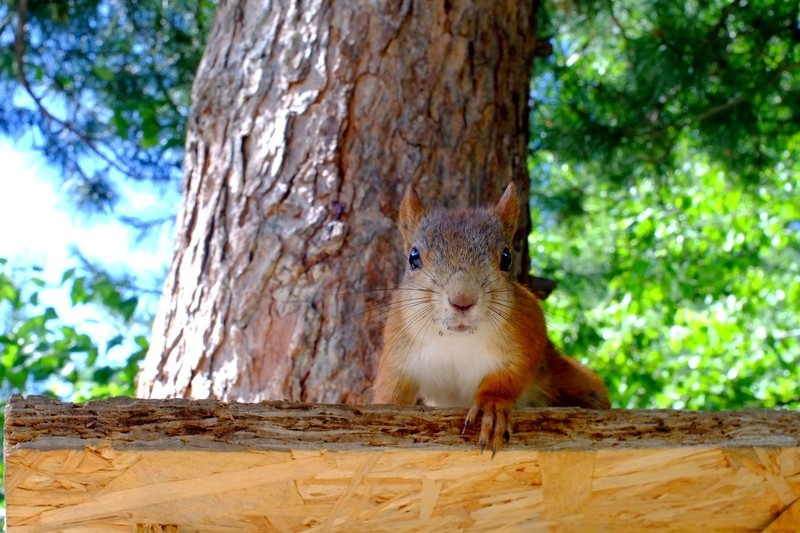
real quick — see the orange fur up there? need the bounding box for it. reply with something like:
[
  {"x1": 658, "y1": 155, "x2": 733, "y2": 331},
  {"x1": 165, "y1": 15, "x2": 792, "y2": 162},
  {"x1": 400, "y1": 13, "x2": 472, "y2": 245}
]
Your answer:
[{"x1": 373, "y1": 183, "x2": 610, "y2": 453}]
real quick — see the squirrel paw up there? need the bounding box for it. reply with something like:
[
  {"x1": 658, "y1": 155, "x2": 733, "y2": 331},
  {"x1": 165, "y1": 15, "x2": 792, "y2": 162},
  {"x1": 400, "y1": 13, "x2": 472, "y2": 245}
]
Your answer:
[{"x1": 463, "y1": 401, "x2": 512, "y2": 457}]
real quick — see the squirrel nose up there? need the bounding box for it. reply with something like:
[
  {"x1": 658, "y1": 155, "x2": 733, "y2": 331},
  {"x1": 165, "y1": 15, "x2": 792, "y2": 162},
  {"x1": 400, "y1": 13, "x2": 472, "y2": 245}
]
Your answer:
[{"x1": 449, "y1": 293, "x2": 476, "y2": 312}]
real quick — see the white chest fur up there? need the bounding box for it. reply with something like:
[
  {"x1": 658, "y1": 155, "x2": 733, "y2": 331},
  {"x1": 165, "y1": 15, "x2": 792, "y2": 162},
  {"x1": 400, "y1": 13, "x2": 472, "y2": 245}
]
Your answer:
[{"x1": 402, "y1": 324, "x2": 503, "y2": 407}]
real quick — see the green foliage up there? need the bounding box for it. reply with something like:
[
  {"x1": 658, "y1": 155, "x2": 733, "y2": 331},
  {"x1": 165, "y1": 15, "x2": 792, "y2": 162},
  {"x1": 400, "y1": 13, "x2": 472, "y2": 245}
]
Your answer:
[
  {"x1": 0, "y1": 259, "x2": 147, "y2": 399},
  {"x1": 0, "y1": 0, "x2": 212, "y2": 516},
  {"x1": 0, "y1": 0, "x2": 215, "y2": 214},
  {"x1": 0, "y1": 257, "x2": 149, "y2": 509},
  {"x1": 532, "y1": 0, "x2": 800, "y2": 409}
]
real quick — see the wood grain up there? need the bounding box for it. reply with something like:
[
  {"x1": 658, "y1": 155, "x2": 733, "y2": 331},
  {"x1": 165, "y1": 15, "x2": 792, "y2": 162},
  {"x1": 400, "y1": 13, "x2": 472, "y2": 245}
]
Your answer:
[{"x1": 5, "y1": 395, "x2": 800, "y2": 531}]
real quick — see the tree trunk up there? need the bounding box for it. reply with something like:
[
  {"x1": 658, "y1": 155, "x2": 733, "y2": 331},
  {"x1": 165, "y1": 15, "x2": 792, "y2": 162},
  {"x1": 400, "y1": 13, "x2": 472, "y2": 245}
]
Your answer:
[{"x1": 137, "y1": 0, "x2": 539, "y2": 403}]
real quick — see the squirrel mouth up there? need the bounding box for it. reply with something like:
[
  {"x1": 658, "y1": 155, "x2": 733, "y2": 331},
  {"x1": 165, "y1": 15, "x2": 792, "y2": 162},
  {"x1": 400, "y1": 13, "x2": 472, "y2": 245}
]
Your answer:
[{"x1": 448, "y1": 324, "x2": 473, "y2": 333}]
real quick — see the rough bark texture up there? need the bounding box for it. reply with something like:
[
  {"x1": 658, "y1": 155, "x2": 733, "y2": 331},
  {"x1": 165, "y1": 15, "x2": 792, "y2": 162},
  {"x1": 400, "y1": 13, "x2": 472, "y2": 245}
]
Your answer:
[
  {"x1": 137, "y1": 0, "x2": 539, "y2": 402},
  {"x1": 7, "y1": 395, "x2": 800, "y2": 451}
]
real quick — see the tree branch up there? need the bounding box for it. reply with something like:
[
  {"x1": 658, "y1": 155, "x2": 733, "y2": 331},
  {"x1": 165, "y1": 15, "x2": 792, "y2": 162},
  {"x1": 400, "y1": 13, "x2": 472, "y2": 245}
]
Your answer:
[{"x1": 13, "y1": 0, "x2": 138, "y2": 181}]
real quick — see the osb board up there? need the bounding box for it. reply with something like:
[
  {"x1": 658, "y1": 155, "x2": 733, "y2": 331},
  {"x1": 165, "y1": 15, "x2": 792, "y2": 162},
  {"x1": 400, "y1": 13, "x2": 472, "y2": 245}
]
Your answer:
[{"x1": 4, "y1": 395, "x2": 800, "y2": 532}]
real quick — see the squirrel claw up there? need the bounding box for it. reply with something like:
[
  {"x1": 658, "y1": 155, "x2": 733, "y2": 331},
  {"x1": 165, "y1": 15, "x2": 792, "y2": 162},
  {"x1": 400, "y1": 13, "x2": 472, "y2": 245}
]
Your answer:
[
  {"x1": 469, "y1": 400, "x2": 512, "y2": 457},
  {"x1": 463, "y1": 404, "x2": 479, "y2": 434}
]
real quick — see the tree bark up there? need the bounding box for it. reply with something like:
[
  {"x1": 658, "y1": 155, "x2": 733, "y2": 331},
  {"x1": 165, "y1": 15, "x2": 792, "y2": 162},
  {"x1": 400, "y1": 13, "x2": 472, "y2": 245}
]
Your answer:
[
  {"x1": 137, "y1": 0, "x2": 539, "y2": 402},
  {"x1": 9, "y1": 395, "x2": 800, "y2": 450}
]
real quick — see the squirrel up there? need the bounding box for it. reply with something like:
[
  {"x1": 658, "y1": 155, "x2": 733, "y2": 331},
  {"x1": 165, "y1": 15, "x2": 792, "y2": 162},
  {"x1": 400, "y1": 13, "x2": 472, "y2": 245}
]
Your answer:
[{"x1": 373, "y1": 182, "x2": 610, "y2": 453}]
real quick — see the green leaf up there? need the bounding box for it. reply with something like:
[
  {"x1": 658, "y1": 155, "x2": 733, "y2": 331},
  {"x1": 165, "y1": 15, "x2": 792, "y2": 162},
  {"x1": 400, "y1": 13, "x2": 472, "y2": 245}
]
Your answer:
[
  {"x1": 61, "y1": 268, "x2": 76, "y2": 284},
  {"x1": 106, "y1": 335, "x2": 124, "y2": 351},
  {"x1": 92, "y1": 65, "x2": 115, "y2": 82},
  {"x1": 118, "y1": 297, "x2": 138, "y2": 322},
  {"x1": 141, "y1": 112, "x2": 161, "y2": 148},
  {"x1": 70, "y1": 277, "x2": 89, "y2": 305}
]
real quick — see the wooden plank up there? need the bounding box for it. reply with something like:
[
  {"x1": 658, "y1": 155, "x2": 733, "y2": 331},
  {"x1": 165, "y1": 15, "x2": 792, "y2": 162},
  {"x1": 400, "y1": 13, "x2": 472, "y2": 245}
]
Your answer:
[{"x1": 4, "y1": 395, "x2": 800, "y2": 531}]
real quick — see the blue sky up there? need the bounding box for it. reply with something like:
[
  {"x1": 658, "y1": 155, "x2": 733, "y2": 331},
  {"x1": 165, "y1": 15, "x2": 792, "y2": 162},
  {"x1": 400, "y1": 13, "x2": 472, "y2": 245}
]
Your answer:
[
  {"x1": 0, "y1": 137, "x2": 175, "y2": 278},
  {"x1": 0, "y1": 135, "x2": 177, "y2": 366}
]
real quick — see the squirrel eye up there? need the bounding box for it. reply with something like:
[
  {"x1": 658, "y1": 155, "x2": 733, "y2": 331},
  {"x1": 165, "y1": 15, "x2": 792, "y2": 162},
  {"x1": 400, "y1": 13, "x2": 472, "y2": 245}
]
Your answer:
[
  {"x1": 500, "y1": 248, "x2": 513, "y2": 272},
  {"x1": 409, "y1": 247, "x2": 422, "y2": 270}
]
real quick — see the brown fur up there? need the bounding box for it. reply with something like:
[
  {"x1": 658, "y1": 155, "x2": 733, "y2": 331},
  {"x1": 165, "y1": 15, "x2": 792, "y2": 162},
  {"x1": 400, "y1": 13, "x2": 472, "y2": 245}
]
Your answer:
[{"x1": 373, "y1": 183, "x2": 610, "y2": 453}]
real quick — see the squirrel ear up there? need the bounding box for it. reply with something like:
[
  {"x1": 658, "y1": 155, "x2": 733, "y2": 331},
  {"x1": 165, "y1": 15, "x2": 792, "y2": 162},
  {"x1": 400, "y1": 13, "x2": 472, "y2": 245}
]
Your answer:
[
  {"x1": 495, "y1": 182, "x2": 519, "y2": 242},
  {"x1": 399, "y1": 185, "x2": 426, "y2": 245}
]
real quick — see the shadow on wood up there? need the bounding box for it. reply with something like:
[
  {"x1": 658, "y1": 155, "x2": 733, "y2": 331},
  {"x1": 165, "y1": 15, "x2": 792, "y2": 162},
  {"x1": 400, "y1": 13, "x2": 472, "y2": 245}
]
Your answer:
[{"x1": 4, "y1": 395, "x2": 800, "y2": 531}]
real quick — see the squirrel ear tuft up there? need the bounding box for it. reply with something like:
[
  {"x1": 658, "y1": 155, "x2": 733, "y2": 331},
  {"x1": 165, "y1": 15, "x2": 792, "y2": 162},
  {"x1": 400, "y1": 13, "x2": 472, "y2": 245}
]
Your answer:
[
  {"x1": 399, "y1": 185, "x2": 426, "y2": 245},
  {"x1": 495, "y1": 182, "x2": 519, "y2": 242}
]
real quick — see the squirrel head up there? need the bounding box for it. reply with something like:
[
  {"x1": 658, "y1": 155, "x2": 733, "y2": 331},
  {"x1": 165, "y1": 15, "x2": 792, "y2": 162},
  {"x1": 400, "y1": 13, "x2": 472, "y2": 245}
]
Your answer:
[
  {"x1": 396, "y1": 183, "x2": 521, "y2": 334},
  {"x1": 399, "y1": 183, "x2": 519, "y2": 249}
]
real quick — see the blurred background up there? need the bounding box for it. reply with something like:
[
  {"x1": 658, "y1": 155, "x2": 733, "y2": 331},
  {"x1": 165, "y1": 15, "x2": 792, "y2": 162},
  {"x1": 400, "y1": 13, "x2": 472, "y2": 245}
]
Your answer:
[{"x1": 1, "y1": 0, "x2": 798, "y2": 513}]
